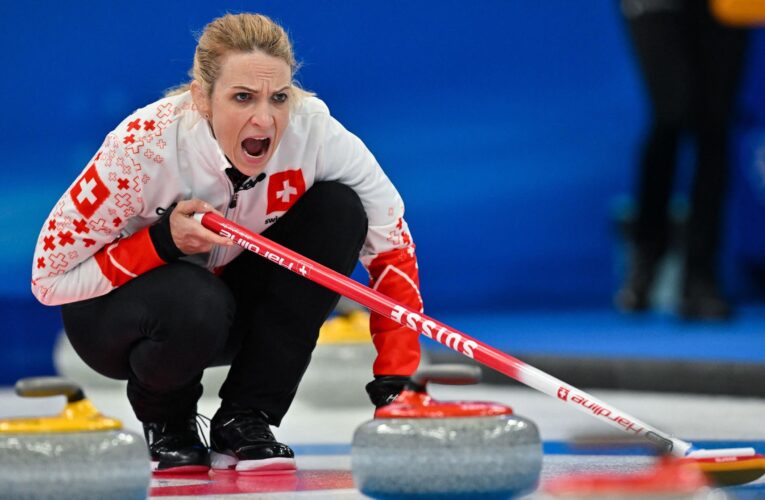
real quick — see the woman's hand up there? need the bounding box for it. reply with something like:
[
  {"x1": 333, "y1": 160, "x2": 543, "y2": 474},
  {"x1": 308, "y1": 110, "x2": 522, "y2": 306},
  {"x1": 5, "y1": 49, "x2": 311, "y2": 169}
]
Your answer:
[{"x1": 170, "y1": 199, "x2": 234, "y2": 254}]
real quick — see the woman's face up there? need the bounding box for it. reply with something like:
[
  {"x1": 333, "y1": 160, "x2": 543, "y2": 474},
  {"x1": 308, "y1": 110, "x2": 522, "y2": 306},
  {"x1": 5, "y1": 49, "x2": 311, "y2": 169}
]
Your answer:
[{"x1": 194, "y1": 51, "x2": 292, "y2": 177}]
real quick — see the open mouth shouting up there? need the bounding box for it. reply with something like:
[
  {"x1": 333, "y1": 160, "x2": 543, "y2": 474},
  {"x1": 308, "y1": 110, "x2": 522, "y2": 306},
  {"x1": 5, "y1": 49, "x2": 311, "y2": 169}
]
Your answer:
[{"x1": 242, "y1": 137, "x2": 271, "y2": 161}]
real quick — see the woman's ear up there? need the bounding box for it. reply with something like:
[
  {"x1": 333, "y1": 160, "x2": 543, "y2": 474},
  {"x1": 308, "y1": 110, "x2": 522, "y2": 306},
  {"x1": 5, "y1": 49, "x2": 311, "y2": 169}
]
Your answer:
[{"x1": 190, "y1": 80, "x2": 211, "y2": 120}]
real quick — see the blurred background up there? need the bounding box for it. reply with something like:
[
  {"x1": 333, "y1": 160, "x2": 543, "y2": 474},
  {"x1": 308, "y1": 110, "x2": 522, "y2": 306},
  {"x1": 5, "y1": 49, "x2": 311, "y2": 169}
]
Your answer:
[{"x1": 2, "y1": 1, "x2": 765, "y2": 390}]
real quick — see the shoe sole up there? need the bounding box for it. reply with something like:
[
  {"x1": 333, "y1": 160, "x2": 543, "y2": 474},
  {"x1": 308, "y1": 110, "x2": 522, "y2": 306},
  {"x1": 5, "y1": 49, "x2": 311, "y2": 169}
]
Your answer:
[
  {"x1": 151, "y1": 461, "x2": 210, "y2": 474},
  {"x1": 210, "y1": 451, "x2": 296, "y2": 474}
]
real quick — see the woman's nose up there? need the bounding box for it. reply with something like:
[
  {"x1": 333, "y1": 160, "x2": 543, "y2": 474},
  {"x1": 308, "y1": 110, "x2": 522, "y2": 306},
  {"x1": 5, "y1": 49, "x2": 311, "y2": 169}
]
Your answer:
[{"x1": 249, "y1": 102, "x2": 273, "y2": 128}]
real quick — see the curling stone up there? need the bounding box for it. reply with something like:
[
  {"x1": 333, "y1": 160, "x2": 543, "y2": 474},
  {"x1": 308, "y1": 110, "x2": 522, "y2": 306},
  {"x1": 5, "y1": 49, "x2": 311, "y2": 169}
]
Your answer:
[
  {"x1": 543, "y1": 455, "x2": 713, "y2": 499},
  {"x1": 0, "y1": 377, "x2": 150, "y2": 499},
  {"x1": 351, "y1": 364, "x2": 542, "y2": 499},
  {"x1": 295, "y1": 309, "x2": 376, "y2": 407},
  {"x1": 295, "y1": 299, "x2": 427, "y2": 408},
  {"x1": 298, "y1": 306, "x2": 428, "y2": 408}
]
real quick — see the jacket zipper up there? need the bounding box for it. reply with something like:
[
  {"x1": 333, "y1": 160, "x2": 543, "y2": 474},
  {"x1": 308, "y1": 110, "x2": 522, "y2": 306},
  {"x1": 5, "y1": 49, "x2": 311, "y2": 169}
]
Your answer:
[{"x1": 208, "y1": 171, "x2": 238, "y2": 269}]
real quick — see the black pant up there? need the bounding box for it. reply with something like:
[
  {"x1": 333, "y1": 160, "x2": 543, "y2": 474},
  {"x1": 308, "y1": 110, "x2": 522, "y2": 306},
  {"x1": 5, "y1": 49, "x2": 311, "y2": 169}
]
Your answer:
[
  {"x1": 625, "y1": 0, "x2": 748, "y2": 281},
  {"x1": 62, "y1": 182, "x2": 367, "y2": 425}
]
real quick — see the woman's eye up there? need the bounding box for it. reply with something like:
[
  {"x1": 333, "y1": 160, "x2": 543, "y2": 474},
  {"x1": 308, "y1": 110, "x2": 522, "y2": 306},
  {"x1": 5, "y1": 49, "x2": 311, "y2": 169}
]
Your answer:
[
  {"x1": 272, "y1": 92, "x2": 288, "y2": 104},
  {"x1": 234, "y1": 93, "x2": 250, "y2": 102}
]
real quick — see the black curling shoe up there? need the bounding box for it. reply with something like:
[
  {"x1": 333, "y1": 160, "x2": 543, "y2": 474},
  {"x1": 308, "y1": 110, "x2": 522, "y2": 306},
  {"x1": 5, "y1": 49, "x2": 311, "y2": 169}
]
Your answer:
[
  {"x1": 210, "y1": 407, "x2": 296, "y2": 473},
  {"x1": 678, "y1": 276, "x2": 732, "y2": 321},
  {"x1": 143, "y1": 416, "x2": 210, "y2": 473},
  {"x1": 615, "y1": 249, "x2": 661, "y2": 313}
]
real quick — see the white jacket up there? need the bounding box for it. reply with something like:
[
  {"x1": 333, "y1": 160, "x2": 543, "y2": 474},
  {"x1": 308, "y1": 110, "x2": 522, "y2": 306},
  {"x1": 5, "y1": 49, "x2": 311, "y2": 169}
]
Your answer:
[{"x1": 32, "y1": 91, "x2": 423, "y2": 374}]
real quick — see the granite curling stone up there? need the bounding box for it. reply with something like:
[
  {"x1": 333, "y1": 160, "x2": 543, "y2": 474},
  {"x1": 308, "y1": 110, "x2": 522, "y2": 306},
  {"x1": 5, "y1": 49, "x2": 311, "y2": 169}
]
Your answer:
[
  {"x1": 297, "y1": 303, "x2": 428, "y2": 408},
  {"x1": 296, "y1": 309, "x2": 377, "y2": 407},
  {"x1": 351, "y1": 364, "x2": 542, "y2": 499},
  {"x1": 544, "y1": 455, "x2": 712, "y2": 499},
  {"x1": 0, "y1": 377, "x2": 150, "y2": 500}
]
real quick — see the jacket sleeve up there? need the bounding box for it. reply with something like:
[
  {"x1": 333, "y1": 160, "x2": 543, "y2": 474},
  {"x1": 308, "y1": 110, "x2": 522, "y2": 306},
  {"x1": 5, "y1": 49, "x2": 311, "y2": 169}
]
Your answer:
[
  {"x1": 316, "y1": 114, "x2": 423, "y2": 376},
  {"x1": 31, "y1": 130, "x2": 165, "y2": 306}
]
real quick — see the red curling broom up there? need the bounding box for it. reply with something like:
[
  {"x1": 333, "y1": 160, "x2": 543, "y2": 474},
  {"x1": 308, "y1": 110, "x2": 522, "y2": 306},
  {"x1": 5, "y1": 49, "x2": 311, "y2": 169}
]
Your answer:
[{"x1": 195, "y1": 211, "x2": 765, "y2": 486}]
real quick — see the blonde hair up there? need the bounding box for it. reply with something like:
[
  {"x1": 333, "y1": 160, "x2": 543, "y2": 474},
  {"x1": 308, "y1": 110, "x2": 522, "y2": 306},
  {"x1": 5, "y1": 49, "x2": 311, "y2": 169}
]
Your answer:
[{"x1": 167, "y1": 13, "x2": 312, "y2": 101}]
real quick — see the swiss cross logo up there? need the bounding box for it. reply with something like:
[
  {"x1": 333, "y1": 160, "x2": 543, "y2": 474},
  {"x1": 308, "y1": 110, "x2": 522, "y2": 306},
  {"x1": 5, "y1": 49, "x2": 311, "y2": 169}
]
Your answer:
[
  {"x1": 127, "y1": 118, "x2": 141, "y2": 132},
  {"x1": 266, "y1": 169, "x2": 306, "y2": 214},
  {"x1": 73, "y1": 218, "x2": 89, "y2": 234},
  {"x1": 58, "y1": 231, "x2": 75, "y2": 246},
  {"x1": 70, "y1": 164, "x2": 110, "y2": 219},
  {"x1": 43, "y1": 236, "x2": 55, "y2": 251},
  {"x1": 557, "y1": 387, "x2": 570, "y2": 401}
]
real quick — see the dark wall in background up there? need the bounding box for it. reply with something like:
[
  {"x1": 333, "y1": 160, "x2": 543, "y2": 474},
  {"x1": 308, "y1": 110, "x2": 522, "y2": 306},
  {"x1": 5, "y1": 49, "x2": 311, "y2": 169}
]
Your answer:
[{"x1": 1, "y1": 1, "x2": 764, "y2": 381}]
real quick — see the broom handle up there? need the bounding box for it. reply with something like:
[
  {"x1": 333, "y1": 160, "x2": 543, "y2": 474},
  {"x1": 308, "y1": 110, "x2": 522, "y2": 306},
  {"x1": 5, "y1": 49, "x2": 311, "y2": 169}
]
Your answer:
[{"x1": 196, "y1": 211, "x2": 741, "y2": 458}]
